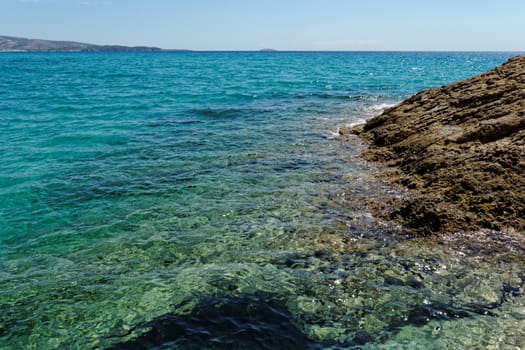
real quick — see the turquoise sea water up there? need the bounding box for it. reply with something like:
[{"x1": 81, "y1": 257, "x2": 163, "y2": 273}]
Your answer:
[{"x1": 1, "y1": 52, "x2": 524, "y2": 349}]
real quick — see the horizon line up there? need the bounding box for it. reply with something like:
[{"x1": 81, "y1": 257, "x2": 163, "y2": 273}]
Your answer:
[
  {"x1": 2, "y1": 49, "x2": 524, "y2": 53},
  {"x1": 2, "y1": 35, "x2": 523, "y2": 53}
]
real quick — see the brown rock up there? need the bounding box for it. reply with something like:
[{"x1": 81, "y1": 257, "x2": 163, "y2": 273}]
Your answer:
[{"x1": 352, "y1": 56, "x2": 525, "y2": 235}]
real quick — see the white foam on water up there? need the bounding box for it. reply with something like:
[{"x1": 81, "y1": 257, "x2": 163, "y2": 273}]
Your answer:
[
  {"x1": 365, "y1": 102, "x2": 399, "y2": 113},
  {"x1": 343, "y1": 119, "x2": 367, "y2": 129}
]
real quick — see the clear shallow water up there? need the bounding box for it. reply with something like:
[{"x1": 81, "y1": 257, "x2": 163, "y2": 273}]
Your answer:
[{"x1": 1, "y1": 52, "x2": 524, "y2": 349}]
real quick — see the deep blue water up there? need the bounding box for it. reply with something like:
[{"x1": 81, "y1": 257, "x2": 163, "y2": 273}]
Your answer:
[{"x1": 1, "y1": 52, "x2": 524, "y2": 349}]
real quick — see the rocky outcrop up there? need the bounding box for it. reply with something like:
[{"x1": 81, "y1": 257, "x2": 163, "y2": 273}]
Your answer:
[{"x1": 349, "y1": 56, "x2": 525, "y2": 235}]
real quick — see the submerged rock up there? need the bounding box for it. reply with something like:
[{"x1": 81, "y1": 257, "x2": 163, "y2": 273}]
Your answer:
[
  {"x1": 352, "y1": 56, "x2": 525, "y2": 235},
  {"x1": 106, "y1": 295, "x2": 351, "y2": 349}
]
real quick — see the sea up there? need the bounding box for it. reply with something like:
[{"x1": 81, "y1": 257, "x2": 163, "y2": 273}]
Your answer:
[{"x1": 1, "y1": 51, "x2": 524, "y2": 349}]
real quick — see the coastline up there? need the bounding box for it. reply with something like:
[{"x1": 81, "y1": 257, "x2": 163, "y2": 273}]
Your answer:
[
  {"x1": 340, "y1": 56, "x2": 525, "y2": 236},
  {"x1": 3, "y1": 51, "x2": 525, "y2": 347}
]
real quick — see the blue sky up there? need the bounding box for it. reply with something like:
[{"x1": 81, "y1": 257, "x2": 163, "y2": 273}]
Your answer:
[{"x1": 2, "y1": 0, "x2": 524, "y2": 51}]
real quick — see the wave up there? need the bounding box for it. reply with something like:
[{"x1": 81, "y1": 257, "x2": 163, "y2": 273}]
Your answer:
[
  {"x1": 328, "y1": 102, "x2": 400, "y2": 138},
  {"x1": 365, "y1": 102, "x2": 399, "y2": 113}
]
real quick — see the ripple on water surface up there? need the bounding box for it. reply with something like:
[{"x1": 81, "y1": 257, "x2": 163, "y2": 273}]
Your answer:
[{"x1": 0, "y1": 52, "x2": 523, "y2": 349}]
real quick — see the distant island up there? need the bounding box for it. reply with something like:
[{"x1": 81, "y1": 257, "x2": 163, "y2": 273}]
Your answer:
[{"x1": 0, "y1": 35, "x2": 190, "y2": 52}]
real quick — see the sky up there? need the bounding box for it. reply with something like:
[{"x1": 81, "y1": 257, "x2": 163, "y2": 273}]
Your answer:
[{"x1": 2, "y1": 0, "x2": 525, "y2": 51}]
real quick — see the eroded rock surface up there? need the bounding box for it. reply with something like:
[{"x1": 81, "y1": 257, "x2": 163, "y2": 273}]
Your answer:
[{"x1": 350, "y1": 56, "x2": 525, "y2": 235}]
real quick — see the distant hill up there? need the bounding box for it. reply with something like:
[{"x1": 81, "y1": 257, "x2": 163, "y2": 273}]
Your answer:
[{"x1": 0, "y1": 35, "x2": 186, "y2": 52}]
